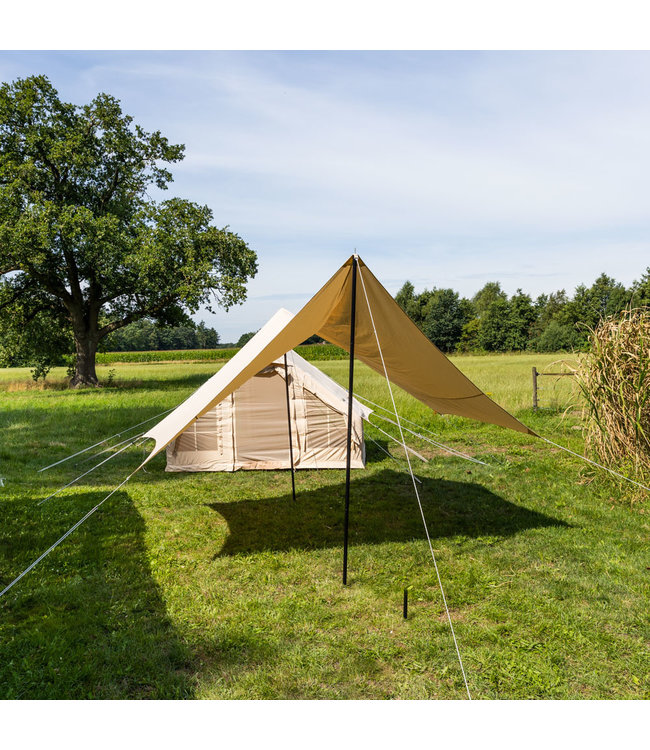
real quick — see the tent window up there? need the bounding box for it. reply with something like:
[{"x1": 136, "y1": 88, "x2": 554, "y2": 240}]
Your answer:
[{"x1": 174, "y1": 407, "x2": 222, "y2": 454}]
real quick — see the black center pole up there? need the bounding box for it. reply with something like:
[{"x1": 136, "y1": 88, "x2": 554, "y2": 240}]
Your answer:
[
  {"x1": 283, "y1": 353, "x2": 297, "y2": 502},
  {"x1": 342, "y1": 255, "x2": 358, "y2": 586}
]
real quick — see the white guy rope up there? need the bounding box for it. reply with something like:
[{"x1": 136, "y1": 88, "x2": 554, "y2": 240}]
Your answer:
[
  {"x1": 1, "y1": 468, "x2": 141, "y2": 600},
  {"x1": 356, "y1": 391, "x2": 488, "y2": 454},
  {"x1": 539, "y1": 436, "x2": 650, "y2": 493},
  {"x1": 371, "y1": 412, "x2": 489, "y2": 467},
  {"x1": 38, "y1": 407, "x2": 174, "y2": 473},
  {"x1": 357, "y1": 393, "x2": 488, "y2": 466},
  {"x1": 366, "y1": 435, "x2": 423, "y2": 484},
  {"x1": 38, "y1": 438, "x2": 146, "y2": 506},
  {"x1": 354, "y1": 393, "x2": 489, "y2": 466},
  {"x1": 77, "y1": 431, "x2": 147, "y2": 467},
  {"x1": 356, "y1": 393, "x2": 443, "y2": 436},
  {"x1": 358, "y1": 262, "x2": 472, "y2": 699},
  {"x1": 368, "y1": 421, "x2": 429, "y2": 463}
]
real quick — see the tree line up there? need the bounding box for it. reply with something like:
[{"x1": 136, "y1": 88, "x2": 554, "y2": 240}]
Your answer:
[
  {"x1": 0, "y1": 317, "x2": 226, "y2": 377},
  {"x1": 104, "y1": 319, "x2": 221, "y2": 351},
  {"x1": 395, "y1": 268, "x2": 650, "y2": 353}
]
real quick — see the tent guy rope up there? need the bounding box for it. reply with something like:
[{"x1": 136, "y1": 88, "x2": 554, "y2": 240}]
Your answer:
[
  {"x1": 360, "y1": 390, "x2": 648, "y2": 492},
  {"x1": 1, "y1": 467, "x2": 142, "y2": 601},
  {"x1": 356, "y1": 393, "x2": 488, "y2": 466},
  {"x1": 354, "y1": 393, "x2": 487, "y2": 458},
  {"x1": 37, "y1": 438, "x2": 147, "y2": 506},
  {"x1": 370, "y1": 412, "x2": 488, "y2": 467},
  {"x1": 38, "y1": 407, "x2": 174, "y2": 473},
  {"x1": 357, "y1": 261, "x2": 472, "y2": 700},
  {"x1": 367, "y1": 420, "x2": 429, "y2": 462},
  {"x1": 366, "y1": 436, "x2": 423, "y2": 484},
  {"x1": 539, "y1": 436, "x2": 650, "y2": 493},
  {"x1": 76, "y1": 431, "x2": 147, "y2": 467},
  {"x1": 355, "y1": 393, "x2": 444, "y2": 436}
]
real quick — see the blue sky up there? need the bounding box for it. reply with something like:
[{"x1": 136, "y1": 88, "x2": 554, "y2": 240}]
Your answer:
[{"x1": 2, "y1": 51, "x2": 649, "y2": 341}]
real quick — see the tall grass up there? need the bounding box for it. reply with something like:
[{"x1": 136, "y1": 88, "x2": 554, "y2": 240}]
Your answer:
[{"x1": 574, "y1": 309, "x2": 650, "y2": 482}]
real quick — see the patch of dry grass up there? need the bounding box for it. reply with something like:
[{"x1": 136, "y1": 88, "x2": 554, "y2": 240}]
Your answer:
[{"x1": 4, "y1": 379, "x2": 70, "y2": 392}]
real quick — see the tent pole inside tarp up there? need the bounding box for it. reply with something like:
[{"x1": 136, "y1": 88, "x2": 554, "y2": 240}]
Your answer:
[
  {"x1": 283, "y1": 353, "x2": 297, "y2": 502},
  {"x1": 342, "y1": 255, "x2": 358, "y2": 586}
]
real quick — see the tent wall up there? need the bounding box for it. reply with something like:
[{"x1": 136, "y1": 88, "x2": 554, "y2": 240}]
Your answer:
[{"x1": 165, "y1": 362, "x2": 366, "y2": 472}]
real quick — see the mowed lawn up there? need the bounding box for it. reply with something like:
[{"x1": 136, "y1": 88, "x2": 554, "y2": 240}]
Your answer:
[{"x1": 0, "y1": 353, "x2": 648, "y2": 699}]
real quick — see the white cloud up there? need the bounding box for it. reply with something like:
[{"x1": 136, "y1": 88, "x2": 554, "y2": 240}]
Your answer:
[{"x1": 75, "y1": 53, "x2": 650, "y2": 237}]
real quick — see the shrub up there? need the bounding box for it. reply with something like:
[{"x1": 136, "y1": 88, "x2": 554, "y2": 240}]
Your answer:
[
  {"x1": 457, "y1": 319, "x2": 481, "y2": 353},
  {"x1": 422, "y1": 289, "x2": 465, "y2": 352}
]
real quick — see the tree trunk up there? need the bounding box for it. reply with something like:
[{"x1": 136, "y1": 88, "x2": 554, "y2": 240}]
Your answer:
[{"x1": 70, "y1": 333, "x2": 99, "y2": 387}]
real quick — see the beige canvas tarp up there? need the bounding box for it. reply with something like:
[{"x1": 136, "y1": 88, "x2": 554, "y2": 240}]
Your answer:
[
  {"x1": 166, "y1": 344, "x2": 370, "y2": 472},
  {"x1": 143, "y1": 255, "x2": 533, "y2": 464}
]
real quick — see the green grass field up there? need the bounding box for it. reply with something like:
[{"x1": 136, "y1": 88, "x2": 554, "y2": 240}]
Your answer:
[{"x1": 0, "y1": 353, "x2": 648, "y2": 699}]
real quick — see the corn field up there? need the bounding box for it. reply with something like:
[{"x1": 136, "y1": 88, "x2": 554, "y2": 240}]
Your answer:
[{"x1": 574, "y1": 309, "x2": 650, "y2": 482}]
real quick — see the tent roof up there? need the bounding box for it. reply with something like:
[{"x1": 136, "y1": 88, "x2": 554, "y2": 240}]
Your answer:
[
  {"x1": 143, "y1": 255, "x2": 533, "y2": 463},
  {"x1": 143, "y1": 307, "x2": 370, "y2": 458}
]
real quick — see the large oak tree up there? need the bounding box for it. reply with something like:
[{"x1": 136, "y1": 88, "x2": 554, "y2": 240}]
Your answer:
[{"x1": 0, "y1": 75, "x2": 257, "y2": 385}]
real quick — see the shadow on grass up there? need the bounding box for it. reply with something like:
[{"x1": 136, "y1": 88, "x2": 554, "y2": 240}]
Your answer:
[
  {"x1": 209, "y1": 469, "x2": 568, "y2": 557},
  {"x1": 1, "y1": 405, "x2": 172, "y2": 475},
  {"x1": 0, "y1": 491, "x2": 193, "y2": 699}
]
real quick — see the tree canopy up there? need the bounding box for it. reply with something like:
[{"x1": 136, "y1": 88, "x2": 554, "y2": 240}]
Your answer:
[
  {"x1": 422, "y1": 288, "x2": 469, "y2": 353},
  {"x1": 236, "y1": 331, "x2": 258, "y2": 348},
  {"x1": 0, "y1": 75, "x2": 257, "y2": 384}
]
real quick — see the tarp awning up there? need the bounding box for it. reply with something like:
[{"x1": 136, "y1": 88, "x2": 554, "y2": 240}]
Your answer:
[{"x1": 143, "y1": 255, "x2": 533, "y2": 463}]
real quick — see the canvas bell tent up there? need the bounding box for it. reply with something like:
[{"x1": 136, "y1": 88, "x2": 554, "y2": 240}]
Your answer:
[{"x1": 165, "y1": 326, "x2": 371, "y2": 473}]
